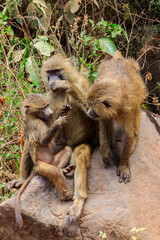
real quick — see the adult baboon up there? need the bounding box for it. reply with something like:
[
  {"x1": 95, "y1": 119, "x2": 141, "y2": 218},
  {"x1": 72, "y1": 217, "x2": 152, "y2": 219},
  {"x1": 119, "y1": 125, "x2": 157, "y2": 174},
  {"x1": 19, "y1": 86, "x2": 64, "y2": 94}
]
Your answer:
[
  {"x1": 41, "y1": 54, "x2": 97, "y2": 222},
  {"x1": 87, "y1": 51, "x2": 148, "y2": 184}
]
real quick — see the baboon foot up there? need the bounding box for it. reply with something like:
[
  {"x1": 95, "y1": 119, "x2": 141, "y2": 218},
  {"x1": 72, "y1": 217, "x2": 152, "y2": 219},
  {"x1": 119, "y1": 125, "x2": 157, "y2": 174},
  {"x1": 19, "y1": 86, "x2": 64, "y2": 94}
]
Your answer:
[
  {"x1": 62, "y1": 165, "x2": 75, "y2": 175},
  {"x1": 5, "y1": 179, "x2": 25, "y2": 191},
  {"x1": 67, "y1": 197, "x2": 84, "y2": 222},
  {"x1": 117, "y1": 166, "x2": 131, "y2": 184},
  {"x1": 60, "y1": 190, "x2": 73, "y2": 201},
  {"x1": 102, "y1": 151, "x2": 113, "y2": 167}
]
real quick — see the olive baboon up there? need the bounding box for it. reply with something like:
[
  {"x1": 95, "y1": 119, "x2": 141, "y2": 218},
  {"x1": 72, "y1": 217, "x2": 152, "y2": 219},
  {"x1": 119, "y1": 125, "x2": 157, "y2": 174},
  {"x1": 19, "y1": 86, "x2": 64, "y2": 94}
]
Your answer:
[
  {"x1": 41, "y1": 54, "x2": 97, "y2": 222},
  {"x1": 14, "y1": 93, "x2": 74, "y2": 227},
  {"x1": 87, "y1": 51, "x2": 148, "y2": 183}
]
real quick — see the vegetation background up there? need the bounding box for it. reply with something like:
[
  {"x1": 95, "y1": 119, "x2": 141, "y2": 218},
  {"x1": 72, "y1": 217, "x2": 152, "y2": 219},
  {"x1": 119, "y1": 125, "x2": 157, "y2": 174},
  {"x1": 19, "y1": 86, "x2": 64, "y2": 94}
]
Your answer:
[{"x1": 0, "y1": 0, "x2": 160, "y2": 202}]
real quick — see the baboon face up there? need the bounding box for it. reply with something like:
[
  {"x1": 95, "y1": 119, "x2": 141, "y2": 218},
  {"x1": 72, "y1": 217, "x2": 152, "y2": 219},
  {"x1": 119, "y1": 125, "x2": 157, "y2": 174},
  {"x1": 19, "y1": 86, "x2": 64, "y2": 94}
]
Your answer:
[
  {"x1": 36, "y1": 104, "x2": 53, "y2": 121},
  {"x1": 23, "y1": 94, "x2": 53, "y2": 121},
  {"x1": 47, "y1": 69, "x2": 64, "y2": 90},
  {"x1": 87, "y1": 82, "x2": 121, "y2": 120},
  {"x1": 43, "y1": 54, "x2": 74, "y2": 91}
]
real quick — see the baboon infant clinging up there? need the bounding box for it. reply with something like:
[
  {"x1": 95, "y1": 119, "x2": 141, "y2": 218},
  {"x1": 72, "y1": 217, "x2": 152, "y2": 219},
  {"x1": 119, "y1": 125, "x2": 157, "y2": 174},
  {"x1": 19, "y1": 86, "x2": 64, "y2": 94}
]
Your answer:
[
  {"x1": 87, "y1": 51, "x2": 148, "y2": 183},
  {"x1": 15, "y1": 93, "x2": 74, "y2": 227}
]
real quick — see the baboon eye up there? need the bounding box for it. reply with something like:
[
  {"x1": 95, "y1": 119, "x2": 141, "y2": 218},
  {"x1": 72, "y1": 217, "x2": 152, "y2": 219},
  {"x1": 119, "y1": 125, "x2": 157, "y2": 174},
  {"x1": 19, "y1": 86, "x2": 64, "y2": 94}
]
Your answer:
[{"x1": 102, "y1": 100, "x2": 111, "y2": 107}]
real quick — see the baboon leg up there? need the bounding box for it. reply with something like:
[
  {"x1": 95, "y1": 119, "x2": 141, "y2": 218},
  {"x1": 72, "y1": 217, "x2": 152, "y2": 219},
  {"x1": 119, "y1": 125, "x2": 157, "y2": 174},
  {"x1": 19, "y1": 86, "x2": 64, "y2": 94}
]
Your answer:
[
  {"x1": 67, "y1": 144, "x2": 91, "y2": 222},
  {"x1": 99, "y1": 119, "x2": 113, "y2": 166},
  {"x1": 117, "y1": 115, "x2": 134, "y2": 184},
  {"x1": 57, "y1": 146, "x2": 72, "y2": 168},
  {"x1": 36, "y1": 161, "x2": 73, "y2": 200},
  {"x1": 6, "y1": 140, "x2": 33, "y2": 190}
]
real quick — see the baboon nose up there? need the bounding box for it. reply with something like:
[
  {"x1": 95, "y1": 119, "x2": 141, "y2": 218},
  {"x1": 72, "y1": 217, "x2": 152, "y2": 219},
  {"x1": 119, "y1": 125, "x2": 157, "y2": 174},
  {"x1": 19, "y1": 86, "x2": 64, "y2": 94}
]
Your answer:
[{"x1": 87, "y1": 108, "x2": 99, "y2": 119}]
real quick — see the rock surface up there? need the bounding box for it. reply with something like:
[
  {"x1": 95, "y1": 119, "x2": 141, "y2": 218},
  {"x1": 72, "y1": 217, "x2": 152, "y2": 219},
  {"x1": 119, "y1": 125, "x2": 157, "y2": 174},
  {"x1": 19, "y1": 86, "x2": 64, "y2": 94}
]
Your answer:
[{"x1": 0, "y1": 110, "x2": 160, "y2": 240}]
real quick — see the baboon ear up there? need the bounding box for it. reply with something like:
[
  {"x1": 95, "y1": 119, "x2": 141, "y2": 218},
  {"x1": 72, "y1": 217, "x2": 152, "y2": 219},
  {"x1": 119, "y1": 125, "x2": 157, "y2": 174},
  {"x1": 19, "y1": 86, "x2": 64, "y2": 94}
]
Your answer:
[
  {"x1": 102, "y1": 100, "x2": 112, "y2": 107},
  {"x1": 114, "y1": 50, "x2": 123, "y2": 59},
  {"x1": 24, "y1": 105, "x2": 30, "y2": 109},
  {"x1": 24, "y1": 105, "x2": 30, "y2": 114}
]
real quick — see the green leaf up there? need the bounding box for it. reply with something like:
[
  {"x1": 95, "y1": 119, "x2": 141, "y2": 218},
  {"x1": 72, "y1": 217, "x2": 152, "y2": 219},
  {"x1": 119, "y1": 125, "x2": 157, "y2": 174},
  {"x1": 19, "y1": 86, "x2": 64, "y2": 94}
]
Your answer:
[
  {"x1": 64, "y1": 1, "x2": 75, "y2": 24},
  {"x1": 25, "y1": 56, "x2": 40, "y2": 87},
  {"x1": 12, "y1": 49, "x2": 25, "y2": 63},
  {"x1": 70, "y1": 0, "x2": 81, "y2": 13},
  {"x1": 6, "y1": 0, "x2": 19, "y2": 18},
  {"x1": 33, "y1": 0, "x2": 47, "y2": 16},
  {"x1": 12, "y1": 145, "x2": 19, "y2": 151},
  {"x1": 38, "y1": 35, "x2": 48, "y2": 41},
  {"x1": 33, "y1": 0, "x2": 46, "y2": 8},
  {"x1": 99, "y1": 38, "x2": 117, "y2": 56},
  {"x1": 34, "y1": 41, "x2": 54, "y2": 56},
  {"x1": 10, "y1": 118, "x2": 18, "y2": 123}
]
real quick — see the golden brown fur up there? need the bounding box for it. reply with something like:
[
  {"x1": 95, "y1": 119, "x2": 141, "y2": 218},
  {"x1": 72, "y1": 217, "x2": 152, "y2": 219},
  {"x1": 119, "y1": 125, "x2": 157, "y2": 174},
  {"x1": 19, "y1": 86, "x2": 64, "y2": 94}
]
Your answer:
[
  {"x1": 87, "y1": 51, "x2": 148, "y2": 183},
  {"x1": 41, "y1": 54, "x2": 97, "y2": 222}
]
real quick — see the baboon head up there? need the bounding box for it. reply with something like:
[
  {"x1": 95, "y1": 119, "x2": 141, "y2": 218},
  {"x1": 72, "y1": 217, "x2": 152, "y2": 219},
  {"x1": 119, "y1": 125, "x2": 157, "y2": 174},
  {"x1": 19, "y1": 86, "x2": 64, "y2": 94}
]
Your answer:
[
  {"x1": 41, "y1": 54, "x2": 76, "y2": 91},
  {"x1": 87, "y1": 81, "x2": 122, "y2": 120},
  {"x1": 22, "y1": 94, "x2": 53, "y2": 121}
]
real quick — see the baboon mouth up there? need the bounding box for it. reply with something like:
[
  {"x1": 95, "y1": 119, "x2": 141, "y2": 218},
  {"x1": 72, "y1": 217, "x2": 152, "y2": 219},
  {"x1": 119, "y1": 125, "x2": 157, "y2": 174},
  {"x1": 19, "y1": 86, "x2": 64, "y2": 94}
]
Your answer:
[{"x1": 87, "y1": 108, "x2": 99, "y2": 119}]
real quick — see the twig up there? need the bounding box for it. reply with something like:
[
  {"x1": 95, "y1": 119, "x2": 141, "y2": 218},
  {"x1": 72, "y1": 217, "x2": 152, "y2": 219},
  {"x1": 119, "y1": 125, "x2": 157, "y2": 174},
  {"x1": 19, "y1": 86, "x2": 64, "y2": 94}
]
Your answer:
[{"x1": 60, "y1": 0, "x2": 71, "y2": 57}]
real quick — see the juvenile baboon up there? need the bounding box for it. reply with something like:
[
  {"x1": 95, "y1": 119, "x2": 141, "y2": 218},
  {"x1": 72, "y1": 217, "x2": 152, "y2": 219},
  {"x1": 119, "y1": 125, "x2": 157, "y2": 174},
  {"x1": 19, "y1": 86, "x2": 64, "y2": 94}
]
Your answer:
[
  {"x1": 41, "y1": 54, "x2": 97, "y2": 222},
  {"x1": 87, "y1": 51, "x2": 148, "y2": 183},
  {"x1": 14, "y1": 93, "x2": 75, "y2": 227},
  {"x1": 21, "y1": 94, "x2": 73, "y2": 196}
]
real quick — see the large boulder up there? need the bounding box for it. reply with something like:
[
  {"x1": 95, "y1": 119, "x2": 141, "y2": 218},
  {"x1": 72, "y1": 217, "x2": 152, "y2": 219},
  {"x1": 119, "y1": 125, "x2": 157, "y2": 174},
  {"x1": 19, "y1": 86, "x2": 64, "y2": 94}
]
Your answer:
[{"x1": 0, "y1": 110, "x2": 160, "y2": 240}]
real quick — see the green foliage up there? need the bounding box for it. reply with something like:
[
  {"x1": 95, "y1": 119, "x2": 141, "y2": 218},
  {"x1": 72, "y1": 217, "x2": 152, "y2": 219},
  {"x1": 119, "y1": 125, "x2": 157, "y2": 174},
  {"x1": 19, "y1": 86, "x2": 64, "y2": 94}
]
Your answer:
[
  {"x1": 73, "y1": 18, "x2": 127, "y2": 82},
  {"x1": 99, "y1": 38, "x2": 117, "y2": 56},
  {"x1": 0, "y1": 183, "x2": 13, "y2": 203}
]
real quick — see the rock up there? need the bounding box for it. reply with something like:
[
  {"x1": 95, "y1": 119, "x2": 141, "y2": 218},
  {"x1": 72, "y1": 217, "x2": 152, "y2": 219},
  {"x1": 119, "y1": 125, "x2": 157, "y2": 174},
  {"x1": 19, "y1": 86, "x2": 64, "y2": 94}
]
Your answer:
[{"x1": 0, "y1": 110, "x2": 160, "y2": 240}]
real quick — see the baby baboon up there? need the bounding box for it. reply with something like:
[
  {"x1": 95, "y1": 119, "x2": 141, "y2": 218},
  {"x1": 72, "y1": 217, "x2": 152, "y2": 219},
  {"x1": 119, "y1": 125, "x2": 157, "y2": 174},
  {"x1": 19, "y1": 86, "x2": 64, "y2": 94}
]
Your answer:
[
  {"x1": 41, "y1": 54, "x2": 97, "y2": 222},
  {"x1": 87, "y1": 51, "x2": 148, "y2": 183},
  {"x1": 14, "y1": 93, "x2": 74, "y2": 227}
]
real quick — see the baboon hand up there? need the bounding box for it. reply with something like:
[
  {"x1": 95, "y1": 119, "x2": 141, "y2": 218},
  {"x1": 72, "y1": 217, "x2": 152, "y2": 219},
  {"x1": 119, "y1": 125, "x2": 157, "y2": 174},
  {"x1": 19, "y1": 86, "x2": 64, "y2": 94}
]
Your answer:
[
  {"x1": 117, "y1": 166, "x2": 131, "y2": 184},
  {"x1": 60, "y1": 104, "x2": 72, "y2": 117},
  {"x1": 56, "y1": 116, "x2": 68, "y2": 125},
  {"x1": 50, "y1": 80, "x2": 71, "y2": 93}
]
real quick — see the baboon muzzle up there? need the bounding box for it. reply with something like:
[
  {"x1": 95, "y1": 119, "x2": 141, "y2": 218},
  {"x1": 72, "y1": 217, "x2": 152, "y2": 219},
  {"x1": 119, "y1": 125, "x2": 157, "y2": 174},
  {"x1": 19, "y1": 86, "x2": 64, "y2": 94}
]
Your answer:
[{"x1": 87, "y1": 108, "x2": 99, "y2": 119}]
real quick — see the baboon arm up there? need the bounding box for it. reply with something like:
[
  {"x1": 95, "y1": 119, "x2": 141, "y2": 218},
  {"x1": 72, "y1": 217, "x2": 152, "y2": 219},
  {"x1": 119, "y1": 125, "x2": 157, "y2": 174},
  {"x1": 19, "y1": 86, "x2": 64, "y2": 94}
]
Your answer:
[
  {"x1": 68, "y1": 83, "x2": 89, "y2": 113},
  {"x1": 52, "y1": 79, "x2": 88, "y2": 113},
  {"x1": 40, "y1": 122, "x2": 61, "y2": 145},
  {"x1": 31, "y1": 119, "x2": 63, "y2": 146}
]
